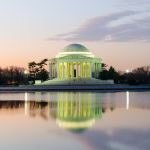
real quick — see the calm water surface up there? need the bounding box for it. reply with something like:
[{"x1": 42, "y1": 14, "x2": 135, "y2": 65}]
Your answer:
[{"x1": 0, "y1": 91, "x2": 150, "y2": 150}]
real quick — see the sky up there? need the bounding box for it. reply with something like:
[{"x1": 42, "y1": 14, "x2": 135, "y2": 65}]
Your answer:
[{"x1": 0, "y1": 0, "x2": 150, "y2": 71}]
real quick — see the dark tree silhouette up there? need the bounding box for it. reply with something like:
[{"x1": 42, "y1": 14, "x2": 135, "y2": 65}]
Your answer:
[
  {"x1": 28, "y1": 59, "x2": 49, "y2": 83},
  {"x1": 128, "y1": 66, "x2": 150, "y2": 85},
  {"x1": 99, "y1": 64, "x2": 119, "y2": 82},
  {"x1": 111, "y1": 66, "x2": 150, "y2": 85},
  {"x1": 0, "y1": 66, "x2": 27, "y2": 85}
]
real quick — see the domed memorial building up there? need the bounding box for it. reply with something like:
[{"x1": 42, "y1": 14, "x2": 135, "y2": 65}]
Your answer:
[
  {"x1": 41, "y1": 44, "x2": 113, "y2": 85},
  {"x1": 49, "y1": 44, "x2": 101, "y2": 79}
]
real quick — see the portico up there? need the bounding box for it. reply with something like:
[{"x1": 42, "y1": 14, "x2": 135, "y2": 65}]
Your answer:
[{"x1": 57, "y1": 61, "x2": 91, "y2": 79}]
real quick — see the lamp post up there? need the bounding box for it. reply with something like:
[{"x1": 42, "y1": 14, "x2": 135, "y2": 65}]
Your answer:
[{"x1": 24, "y1": 70, "x2": 29, "y2": 85}]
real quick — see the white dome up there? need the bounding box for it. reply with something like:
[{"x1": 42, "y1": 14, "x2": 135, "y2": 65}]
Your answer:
[
  {"x1": 56, "y1": 44, "x2": 94, "y2": 58},
  {"x1": 63, "y1": 44, "x2": 90, "y2": 52}
]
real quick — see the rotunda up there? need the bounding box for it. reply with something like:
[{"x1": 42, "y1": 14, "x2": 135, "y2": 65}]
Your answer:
[{"x1": 49, "y1": 44, "x2": 102, "y2": 80}]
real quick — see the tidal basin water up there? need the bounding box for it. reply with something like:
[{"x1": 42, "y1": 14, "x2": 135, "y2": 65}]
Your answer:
[{"x1": 0, "y1": 91, "x2": 150, "y2": 150}]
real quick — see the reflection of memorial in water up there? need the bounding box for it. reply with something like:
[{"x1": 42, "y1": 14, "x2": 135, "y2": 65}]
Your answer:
[
  {"x1": 0, "y1": 92, "x2": 103, "y2": 131},
  {"x1": 56, "y1": 92, "x2": 102, "y2": 131},
  {"x1": 1, "y1": 91, "x2": 150, "y2": 135},
  {"x1": 1, "y1": 92, "x2": 150, "y2": 114},
  {"x1": 1, "y1": 91, "x2": 150, "y2": 132},
  {"x1": 25, "y1": 92, "x2": 103, "y2": 131}
]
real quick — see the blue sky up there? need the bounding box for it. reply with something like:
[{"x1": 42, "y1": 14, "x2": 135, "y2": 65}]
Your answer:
[{"x1": 0, "y1": 0, "x2": 150, "y2": 70}]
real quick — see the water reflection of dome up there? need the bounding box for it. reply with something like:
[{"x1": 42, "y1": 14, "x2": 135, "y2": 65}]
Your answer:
[
  {"x1": 55, "y1": 92, "x2": 102, "y2": 132},
  {"x1": 56, "y1": 119, "x2": 95, "y2": 132}
]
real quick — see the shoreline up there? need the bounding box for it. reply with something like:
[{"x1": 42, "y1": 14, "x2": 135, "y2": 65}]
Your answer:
[{"x1": 0, "y1": 84, "x2": 150, "y2": 92}]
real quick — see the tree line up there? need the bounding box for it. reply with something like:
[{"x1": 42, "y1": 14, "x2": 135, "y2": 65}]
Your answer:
[
  {"x1": 0, "y1": 59, "x2": 149, "y2": 85},
  {"x1": 0, "y1": 59, "x2": 49, "y2": 86},
  {"x1": 0, "y1": 66, "x2": 27, "y2": 85},
  {"x1": 99, "y1": 64, "x2": 150, "y2": 85}
]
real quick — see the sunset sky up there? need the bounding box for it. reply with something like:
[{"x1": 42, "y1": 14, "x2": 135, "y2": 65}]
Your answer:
[{"x1": 0, "y1": 0, "x2": 150, "y2": 71}]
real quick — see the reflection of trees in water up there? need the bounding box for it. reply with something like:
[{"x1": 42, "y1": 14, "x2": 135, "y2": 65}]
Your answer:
[
  {"x1": 0, "y1": 99, "x2": 113, "y2": 132},
  {"x1": 28, "y1": 101, "x2": 57, "y2": 120},
  {"x1": 0, "y1": 100, "x2": 101, "y2": 118},
  {"x1": 102, "y1": 101, "x2": 116, "y2": 113},
  {"x1": 0, "y1": 93, "x2": 102, "y2": 121},
  {"x1": 1, "y1": 92, "x2": 150, "y2": 133},
  {"x1": 0, "y1": 101, "x2": 24, "y2": 109},
  {"x1": 28, "y1": 101, "x2": 49, "y2": 119},
  {"x1": 1, "y1": 92, "x2": 150, "y2": 121},
  {"x1": 0, "y1": 93, "x2": 103, "y2": 132}
]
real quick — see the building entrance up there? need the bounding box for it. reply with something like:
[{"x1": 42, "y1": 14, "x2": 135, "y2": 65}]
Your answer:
[{"x1": 74, "y1": 69, "x2": 76, "y2": 77}]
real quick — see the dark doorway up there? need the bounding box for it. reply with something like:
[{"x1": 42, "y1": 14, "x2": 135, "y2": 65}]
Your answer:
[{"x1": 74, "y1": 69, "x2": 76, "y2": 77}]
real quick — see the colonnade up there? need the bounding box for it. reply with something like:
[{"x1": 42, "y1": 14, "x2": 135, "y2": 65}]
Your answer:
[
  {"x1": 94, "y1": 63, "x2": 102, "y2": 78},
  {"x1": 49, "y1": 63, "x2": 56, "y2": 79},
  {"x1": 57, "y1": 62, "x2": 92, "y2": 79},
  {"x1": 94, "y1": 63, "x2": 101, "y2": 72},
  {"x1": 49, "y1": 61, "x2": 102, "y2": 79}
]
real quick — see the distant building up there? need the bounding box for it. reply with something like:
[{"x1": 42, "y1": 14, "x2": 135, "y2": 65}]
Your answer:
[{"x1": 49, "y1": 44, "x2": 102, "y2": 80}]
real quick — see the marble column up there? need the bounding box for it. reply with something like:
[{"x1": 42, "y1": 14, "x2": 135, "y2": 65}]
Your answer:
[
  {"x1": 85, "y1": 62, "x2": 87, "y2": 78},
  {"x1": 62, "y1": 62, "x2": 64, "y2": 79},
  {"x1": 95, "y1": 63, "x2": 96, "y2": 77},
  {"x1": 66, "y1": 62, "x2": 68, "y2": 79},
  {"x1": 88, "y1": 63, "x2": 90, "y2": 78},
  {"x1": 83, "y1": 62, "x2": 85, "y2": 78},
  {"x1": 87, "y1": 63, "x2": 89, "y2": 78},
  {"x1": 49, "y1": 63, "x2": 52, "y2": 79},
  {"x1": 53, "y1": 63, "x2": 55, "y2": 78},
  {"x1": 57, "y1": 63, "x2": 59, "y2": 79},
  {"x1": 76, "y1": 63, "x2": 79, "y2": 78},
  {"x1": 78, "y1": 63, "x2": 80, "y2": 78},
  {"x1": 82, "y1": 62, "x2": 84, "y2": 78},
  {"x1": 86, "y1": 62, "x2": 89, "y2": 78},
  {"x1": 80, "y1": 62, "x2": 82, "y2": 78},
  {"x1": 70, "y1": 63, "x2": 72, "y2": 78},
  {"x1": 84, "y1": 62, "x2": 86, "y2": 78},
  {"x1": 59, "y1": 63, "x2": 61, "y2": 78},
  {"x1": 58, "y1": 63, "x2": 60, "y2": 78},
  {"x1": 73, "y1": 63, "x2": 74, "y2": 78},
  {"x1": 90, "y1": 62, "x2": 92, "y2": 78},
  {"x1": 71, "y1": 63, "x2": 73, "y2": 78},
  {"x1": 52, "y1": 63, "x2": 54, "y2": 78},
  {"x1": 96, "y1": 63, "x2": 98, "y2": 78},
  {"x1": 68, "y1": 63, "x2": 70, "y2": 79}
]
